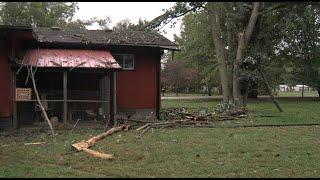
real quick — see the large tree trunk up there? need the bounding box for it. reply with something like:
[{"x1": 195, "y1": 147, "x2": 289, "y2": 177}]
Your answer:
[
  {"x1": 208, "y1": 85, "x2": 212, "y2": 96},
  {"x1": 207, "y1": 2, "x2": 231, "y2": 103},
  {"x1": 233, "y1": 33, "x2": 245, "y2": 106},
  {"x1": 232, "y1": 2, "x2": 260, "y2": 107}
]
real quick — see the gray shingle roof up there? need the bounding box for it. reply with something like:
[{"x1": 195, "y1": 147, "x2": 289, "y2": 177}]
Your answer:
[{"x1": 33, "y1": 27, "x2": 180, "y2": 50}]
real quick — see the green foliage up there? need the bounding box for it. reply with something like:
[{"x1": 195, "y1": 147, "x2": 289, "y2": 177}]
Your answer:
[
  {"x1": 214, "y1": 102, "x2": 236, "y2": 114},
  {"x1": 0, "y1": 2, "x2": 111, "y2": 29},
  {"x1": 270, "y1": 4, "x2": 320, "y2": 88},
  {"x1": 171, "y1": 10, "x2": 219, "y2": 94},
  {"x1": 0, "y1": 2, "x2": 78, "y2": 27}
]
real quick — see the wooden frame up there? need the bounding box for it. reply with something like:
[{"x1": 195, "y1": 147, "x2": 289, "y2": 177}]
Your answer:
[
  {"x1": 12, "y1": 70, "x2": 17, "y2": 130},
  {"x1": 109, "y1": 71, "x2": 116, "y2": 126},
  {"x1": 63, "y1": 71, "x2": 67, "y2": 125},
  {"x1": 14, "y1": 68, "x2": 116, "y2": 129}
]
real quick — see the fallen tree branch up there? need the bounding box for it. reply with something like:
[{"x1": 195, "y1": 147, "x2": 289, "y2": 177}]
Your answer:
[
  {"x1": 72, "y1": 124, "x2": 130, "y2": 160},
  {"x1": 136, "y1": 119, "x2": 215, "y2": 137},
  {"x1": 29, "y1": 66, "x2": 55, "y2": 136},
  {"x1": 24, "y1": 142, "x2": 46, "y2": 146},
  {"x1": 82, "y1": 148, "x2": 115, "y2": 160}
]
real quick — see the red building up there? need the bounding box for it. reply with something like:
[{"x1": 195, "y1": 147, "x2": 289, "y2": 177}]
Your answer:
[{"x1": 0, "y1": 25, "x2": 179, "y2": 130}]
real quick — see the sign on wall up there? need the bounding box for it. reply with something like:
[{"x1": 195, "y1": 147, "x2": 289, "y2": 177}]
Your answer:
[{"x1": 16, "y1": 88, "x2": 32, "y2": 101}]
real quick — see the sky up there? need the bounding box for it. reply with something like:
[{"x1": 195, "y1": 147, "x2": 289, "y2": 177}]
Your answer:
[{"x1": 73, "y1": 2, "x2": 182, "y2": 41}]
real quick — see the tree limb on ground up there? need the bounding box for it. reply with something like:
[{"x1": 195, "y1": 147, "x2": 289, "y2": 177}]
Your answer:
[
  {"x1": 29, "y1": 65, "x2": 55, "y2": 136},
  {"x1": 72, "y1": 124, "x2": 130, "y2": 160},
  {"x1": 136, "y1": 119, "x2": 215, "y2": 137}
]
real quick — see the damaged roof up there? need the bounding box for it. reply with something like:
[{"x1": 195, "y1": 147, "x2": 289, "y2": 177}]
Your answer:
[
  {"x1": 22, "y1": 49, "x2": 121, "y2": 69},
  {"x1": 33, "y1": 27, "x2": 180, "y2": 50}
]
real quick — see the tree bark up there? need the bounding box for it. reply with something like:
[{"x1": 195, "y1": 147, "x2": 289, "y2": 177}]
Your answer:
[
  {"x1": 208, "y1": 85, "x2": 212, "y2": 96},
  {"x1": 233, "y1": 32, "x2": 245, "y2": 106},
  {"x1": 207, "y1": 2, "x2": 231, "y2": 103},
  {"x1": 232, "y1": 2, "x2": 260, "y2": 107}
]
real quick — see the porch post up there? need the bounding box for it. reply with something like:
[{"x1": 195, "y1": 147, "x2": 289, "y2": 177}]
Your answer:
[
  {"x1": 110, "y1": 71, "x2": 116, "y2": 126},
  {"x1": 63, "y1": 71, "x2": 68, "y2": 126},
  {"x1": 12, "y1": 70, "x2": 17, "y2": 131}
]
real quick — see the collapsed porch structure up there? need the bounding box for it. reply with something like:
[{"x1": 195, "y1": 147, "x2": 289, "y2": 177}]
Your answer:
[
  {"x1": 14, "y1": 49, "x2": 120, "y2": 128},
  {"x1": 0, "y1": 25, "x2": 180, "y2": 131}
]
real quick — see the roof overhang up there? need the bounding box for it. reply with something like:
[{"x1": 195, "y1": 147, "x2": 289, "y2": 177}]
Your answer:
[
  {"x1": 0, "y1": 25, "x2": 33, "y2": 31},
  {"x1": 21, "y1": 49, "x2": 121, "y2": 69}
]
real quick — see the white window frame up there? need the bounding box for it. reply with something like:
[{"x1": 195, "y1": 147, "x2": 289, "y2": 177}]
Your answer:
[{"x1": 113, "y1": 54, "x2": 134, "y2": 70}]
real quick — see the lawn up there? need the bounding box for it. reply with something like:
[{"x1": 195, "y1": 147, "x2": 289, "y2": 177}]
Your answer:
[
  {"x1": 276, "y1": 91, "x2": 318, "y2": 97},
  {"x1": 162, "y1": 92, "x2": 209, "y2": 97},
  {"x1": 1, "y1": 100, "x2": 320, "y2": 177},
  {"x1": 162, "y1": 91, "x2": 319, "y2": 98}
]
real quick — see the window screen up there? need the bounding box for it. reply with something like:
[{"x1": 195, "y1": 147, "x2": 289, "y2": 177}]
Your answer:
[{"x1": 113, "y1": 54, "x2": 134, "y2": 70}]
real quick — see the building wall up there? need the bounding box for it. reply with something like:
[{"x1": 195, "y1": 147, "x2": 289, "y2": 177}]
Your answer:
[
  {"x1": 116, "y1": 52, "x2": 158, "y2": 111},
  {"x1": 0, "y1": 36, "x2": 13, "y2": 118}
]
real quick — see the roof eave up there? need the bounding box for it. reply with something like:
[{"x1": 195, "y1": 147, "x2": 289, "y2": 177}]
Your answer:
[{"x1": 36, "y1": 41, "x2": 180, "y2": 50}]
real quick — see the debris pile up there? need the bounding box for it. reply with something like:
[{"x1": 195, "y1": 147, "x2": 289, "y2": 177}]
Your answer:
[
  {"x1": 160, "y1": 106, "x2": 247, "y2": 122},
  {"x1": 71, "y1": 103, "x2": 247, "y2": 160},
  {"x1": 136, "y1": 105, "x2": 247, "y2": 137}
]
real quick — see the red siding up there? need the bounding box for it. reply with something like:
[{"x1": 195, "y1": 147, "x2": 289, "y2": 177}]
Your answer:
[
  {"x1": 0, "y1": 38, "x2": 13, "y2": 117},
  {"x1": 116, "y1": 53, "x2": 157, "y2": 109}
]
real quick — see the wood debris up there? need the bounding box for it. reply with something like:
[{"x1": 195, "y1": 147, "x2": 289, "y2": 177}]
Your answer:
[
  {"x1": 134, "y1": 107, "x2": 247, "y2": 136},
  {"x1": 135, "y1": 119, "x2": 214, "y2": 137},
  {"x1": 24, "y1": 142, "x2": 46, "y2": 146},
  {"x1": 72, "y1": 124, "x2": 130, "y2": 160}
]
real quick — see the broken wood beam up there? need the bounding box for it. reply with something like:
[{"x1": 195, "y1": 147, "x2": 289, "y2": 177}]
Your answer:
[
  {"x1": 82, "y1": 148, "x2": 115, "y2": 160},
  {"x1": 72, "y1": 124, "x2": 130, "y2": 160}
]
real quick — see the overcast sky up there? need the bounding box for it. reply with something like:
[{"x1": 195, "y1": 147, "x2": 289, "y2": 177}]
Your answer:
[{"x1": 73, "y1": 2, "x2": 182, "y2": 41}]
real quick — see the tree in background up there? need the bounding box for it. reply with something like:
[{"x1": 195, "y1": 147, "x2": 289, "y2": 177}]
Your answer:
[
  {"x1": 274, "y1": 4, "x2": 320, "y2": 98},
  {"x1": 144, "y1": 2, "x2": 320, "y2": 108},
  {"x1": 173, "y1": 10, "x2": 219, "y2": 96},
  {"x1": 0, "y1": 2, "x2": 111, "y2": 29},
  {"x1": 161, "y1": 60, "x2": 186, "y2": 96}
]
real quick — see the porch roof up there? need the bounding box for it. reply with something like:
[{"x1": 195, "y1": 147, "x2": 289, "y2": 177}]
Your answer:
[{"x1": 21, "y1": 49, "x2": 121, "y2": 69}]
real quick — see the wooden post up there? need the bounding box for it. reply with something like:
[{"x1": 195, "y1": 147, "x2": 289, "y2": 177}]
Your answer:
[
  {"x1": 63, "y1": 71, "x2": 68, "y2": 126},
  {"x1": 156, "y1": 51, "x2": 161, "y2": 119},
  {"x1": 99, "y1": 75, "x2": 109, "y2": 118},
  {"x1": 109, "y1": 71, "x2": 116, "y2": 126},
  {"x1": 12, "y1": 70, "x2": 17, "y2": 131}
]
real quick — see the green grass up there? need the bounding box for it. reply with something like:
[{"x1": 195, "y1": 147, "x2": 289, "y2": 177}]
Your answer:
[
  {"x1": 162, "y1": 91, "x2": 319, "y2": 97},
  {"x1": 162, "y1": 99, "x2": 320, "y2": 126},
  {"x1": 276, "y1": 91, "x2": 318, "y2": 97},
  {"x1": 162, "y1": 92, "x2": 209, "y2": 97},
  {"x1": 1, "y1": 100, "x2": 320, "y2": 177}
]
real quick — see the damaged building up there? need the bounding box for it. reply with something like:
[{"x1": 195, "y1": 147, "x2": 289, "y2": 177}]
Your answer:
[{"x1": 0, "y1": 25, "x2": 179, "y2": 130}]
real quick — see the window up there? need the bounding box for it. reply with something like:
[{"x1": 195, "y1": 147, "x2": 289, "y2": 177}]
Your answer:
[{"x1": 113, "y1": 54, "x2": 134, "y2": 70}]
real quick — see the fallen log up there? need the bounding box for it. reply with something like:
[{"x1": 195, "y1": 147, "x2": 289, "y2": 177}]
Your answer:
[
  {"x1": 72, "y1": 124, "x2": 130, "y2": 160},
  {"x1": 86, "y1": 124, "x2": 129, "y2": 147},
  {"x1": 82, "y1": 148, "x2": 115, "y2": 160}
]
